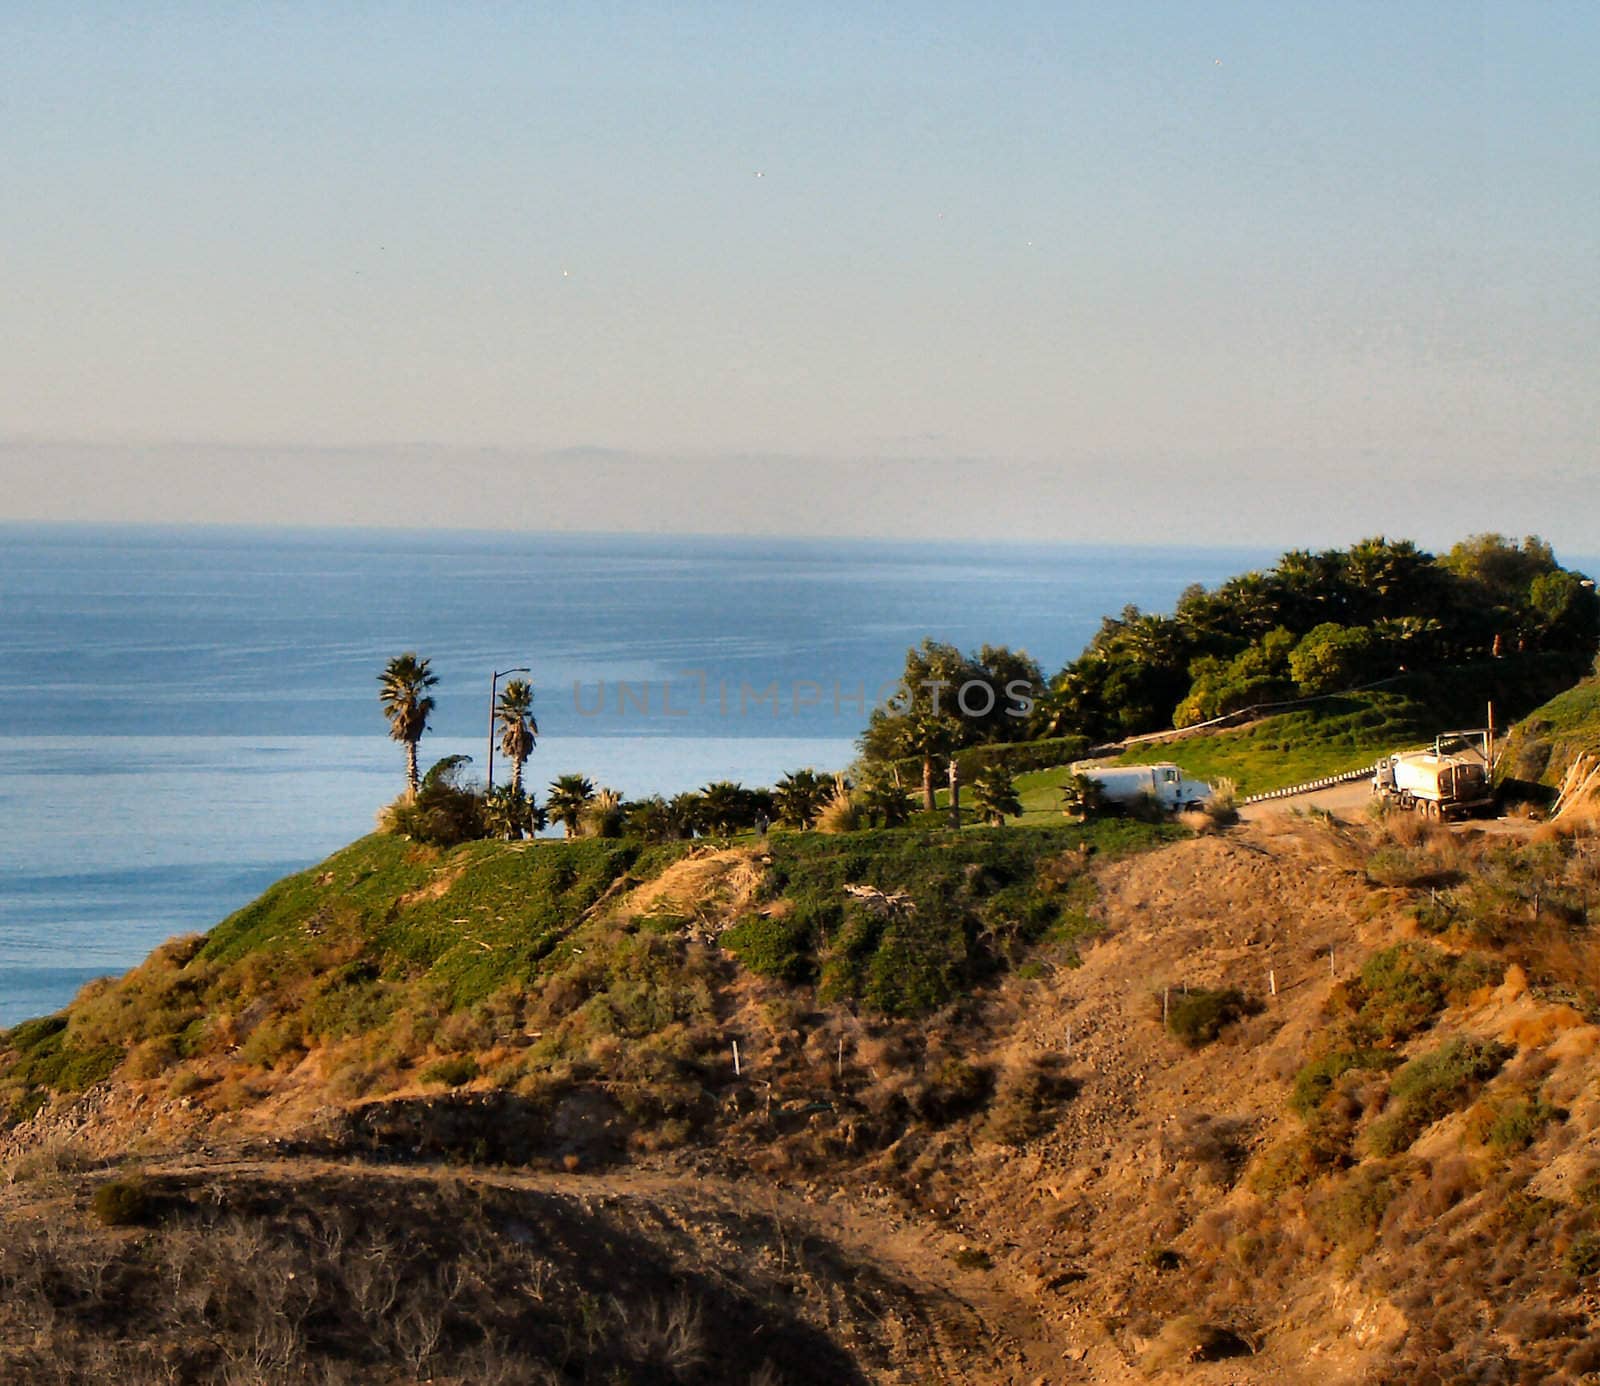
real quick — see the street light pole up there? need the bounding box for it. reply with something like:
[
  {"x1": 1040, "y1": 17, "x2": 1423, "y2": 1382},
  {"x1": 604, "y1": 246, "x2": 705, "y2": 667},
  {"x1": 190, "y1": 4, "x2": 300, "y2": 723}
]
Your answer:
[{"x1": 487, "y1": 666, "x2": 530, "y2": 791}]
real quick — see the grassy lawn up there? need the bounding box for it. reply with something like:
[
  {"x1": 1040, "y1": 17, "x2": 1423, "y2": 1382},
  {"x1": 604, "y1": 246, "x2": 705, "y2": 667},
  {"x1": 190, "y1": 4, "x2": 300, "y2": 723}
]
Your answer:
[{"x1": 1111, "y1": 693, "x2": 1427, "y2": 796}]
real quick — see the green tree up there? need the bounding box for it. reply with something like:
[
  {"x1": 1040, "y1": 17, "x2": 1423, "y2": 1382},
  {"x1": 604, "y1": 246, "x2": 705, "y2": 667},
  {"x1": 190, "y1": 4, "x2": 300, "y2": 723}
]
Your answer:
[
  {"x1": 772, "y1": 768, "x2": 830, "y2": 828},
  {"x1": 970, "y1": 767, "x2": 1022, "y2": 827},
  {"x1": 857, "y1": 769, "x2": 913, "y2": 827},
  {"x1": 699, "y1": 780, "x2": 754, "y2": 835},
  {"x1": 481, "y1": 785, "x2": 545, "y2": 841},
  {"x1": 900, "y1": 712, "x2": 960, "y2": 813},
  {"x1": 1529, "y1": 569, "x2": 1600, "y2": 651},
  {"x1": 546, "y1": 774, "x2": 595, "y2": 839},
  {"x1": 1060, "y1": 773, "x2": 1106, "y2": 820},
  {"x1": 582, "y1": 787, "x2": 625, "y2": 838},
  {"x1": 495, "y1": 679, "x2": 538, "y2": 796},
  {"x1": 1289, "y1": 623, "x2": 1388, "y2": 695},
  {"x1": 377, "y1": 653, "x2": 438, "y2": 799}
]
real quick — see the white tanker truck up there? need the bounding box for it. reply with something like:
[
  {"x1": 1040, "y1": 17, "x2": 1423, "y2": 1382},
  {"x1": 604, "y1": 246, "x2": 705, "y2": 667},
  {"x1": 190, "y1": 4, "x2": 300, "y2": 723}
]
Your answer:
[
  {"x1": 1372, "y1": 731, "x2": 1495, "y2": 820},
  {"x1": 1071, "y1": 762, "x2": 1215, "y2": 813}
]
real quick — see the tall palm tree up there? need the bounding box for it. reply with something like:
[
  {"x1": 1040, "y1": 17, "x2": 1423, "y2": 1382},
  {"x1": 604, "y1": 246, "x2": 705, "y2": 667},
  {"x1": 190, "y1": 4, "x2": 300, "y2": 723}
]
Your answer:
[
  {"x1": 547, "y1": 774, "x2": 595, "y2": 840},
  {"x1": 898, "y1": 713, "x2": 960, "y2": 813},
  {"x1": 495, "y1": 679, "x2": 538, "y2": 795},
  {"x1": 378, "y1": 653, "x2": 438, "y2": 800}
]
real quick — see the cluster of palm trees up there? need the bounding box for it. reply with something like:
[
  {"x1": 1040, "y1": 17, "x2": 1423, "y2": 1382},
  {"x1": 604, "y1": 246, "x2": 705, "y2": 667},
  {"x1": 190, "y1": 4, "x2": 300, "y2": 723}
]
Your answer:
[
  {"x1": 378, "y1": 652, "x2": 1027, "y2": 843},
  {"x1": 543, "y1": 776, "x2": 775, "y2": 842},
  {"x1": 378, "y1": 653, "x2": 544, "y2": 837}
]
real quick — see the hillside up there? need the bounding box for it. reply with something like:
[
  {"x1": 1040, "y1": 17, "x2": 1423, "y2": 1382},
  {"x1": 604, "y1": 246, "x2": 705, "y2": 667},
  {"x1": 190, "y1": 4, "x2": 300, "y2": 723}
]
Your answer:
[
  {"x1": 1498, "y1": 672, "x2": 1600, "y2": 791},
  {"x1": 7, "y1": 811, "x2": 1600, "y2": 1382}
]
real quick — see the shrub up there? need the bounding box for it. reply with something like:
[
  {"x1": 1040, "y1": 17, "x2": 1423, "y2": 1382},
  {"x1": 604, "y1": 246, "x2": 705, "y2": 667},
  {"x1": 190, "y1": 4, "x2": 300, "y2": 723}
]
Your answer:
[
  {"x1": 1250, "y1": 1132, "x2": 1347, "y2": 1197},
  {"x1": 720, "y1": 914, "x2": 814, "y2": 983},
  {"x1": 1163, "y1": 988, "x2": 1261, "y2": 1048},
  {"x1": 1566, "y1": 1233, "x2": 1600, "y2": 1278},
  {"x1": 815, "y1": 791, "x2": 864, "y2": 834},
  {"x1": 91, "y1": 1177, "x2": 149, "y2": 1227},
  {"x1": 1290, "y1": 1049, "x2": 1400, "y2": 1118},
  {"x1": 982, "y1": 1057, "x2": 1075, "y2": 1145},
  {"x1": 1368, "y1": 1036, "x2": 1509, "y2": 1154},
  {"x1": 1483, "y1": 1094, "x2": 1564, "y2": 1153},
  {"x1": 381, "y1": 757, "x2": 487, "y2": 847},
  {"x1": 420, "y1": 1055, "x2": 480, "y2": 1088},
  {"x1": 1338, "y1": 942, "x2": 1500, "y2": 1044},
  {"x1": 1313, "y1": 1162, "x2": 1405, "y2": 1249}
]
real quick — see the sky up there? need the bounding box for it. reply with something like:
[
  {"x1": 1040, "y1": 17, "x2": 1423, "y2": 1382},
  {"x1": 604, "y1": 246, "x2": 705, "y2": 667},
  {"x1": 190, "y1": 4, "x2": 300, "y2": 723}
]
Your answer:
[{"x1": 2, "y1": 2, "x2": 1596, "y2": 549}]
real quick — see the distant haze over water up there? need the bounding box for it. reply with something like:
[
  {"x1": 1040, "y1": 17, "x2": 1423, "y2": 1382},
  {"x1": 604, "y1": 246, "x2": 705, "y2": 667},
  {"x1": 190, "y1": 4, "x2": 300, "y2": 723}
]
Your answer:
[{"x1": 0, "y1": 523, "x2": 1293, "y2": 1025}]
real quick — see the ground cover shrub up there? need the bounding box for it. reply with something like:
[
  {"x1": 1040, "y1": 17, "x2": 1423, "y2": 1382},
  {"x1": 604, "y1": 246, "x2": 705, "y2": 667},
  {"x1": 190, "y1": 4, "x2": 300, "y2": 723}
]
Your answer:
[
  {"x1": 91, "y1": 1177, "x2": 149, "y2": 1227},
  {"x1": 1367, "y1": 1036, "x2": 1510, "y2": 1156},
  {"x1": 720, "y1": 914, "x2": 814, "y2": 983},
  {"x1": 1290, "y1": 1049, "x2": 1401, "y2": 1118},
  {"x1": 760, "y1": 822, "x2": 1168, "y2": 1016},
  {"x1": 420, "y1": 1056, "x2": 480, "y2": 1088},
  {"x1": 1480, "y1": 1092, "x2": 1565, "y2": 1153},
  {"x1": 1333, "y1": 942, "x2": 1500, "y2": 1045},
  {"x1": 1162, "y1": 988, "x2": 1261, "y2": 1048}
]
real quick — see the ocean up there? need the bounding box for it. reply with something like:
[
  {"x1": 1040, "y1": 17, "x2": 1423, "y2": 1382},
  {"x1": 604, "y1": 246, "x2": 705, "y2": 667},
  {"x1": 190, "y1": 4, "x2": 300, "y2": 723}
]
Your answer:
[{"x1": 0, "y1": 524, "x2": 1274, "y2": 1027}]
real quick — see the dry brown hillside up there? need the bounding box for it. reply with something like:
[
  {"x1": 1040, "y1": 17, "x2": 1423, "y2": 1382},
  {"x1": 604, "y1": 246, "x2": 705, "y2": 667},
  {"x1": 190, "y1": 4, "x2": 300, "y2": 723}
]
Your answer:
[{"x1": 6, "y1": 813, "x2": 1600, "y2": 1384}]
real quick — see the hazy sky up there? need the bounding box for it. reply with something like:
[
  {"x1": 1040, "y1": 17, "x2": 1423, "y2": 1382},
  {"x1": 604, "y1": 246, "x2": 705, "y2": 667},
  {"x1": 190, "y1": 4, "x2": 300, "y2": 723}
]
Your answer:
[{"x1": 2, "y1": 3, "x2": 1595, "y2": 547}]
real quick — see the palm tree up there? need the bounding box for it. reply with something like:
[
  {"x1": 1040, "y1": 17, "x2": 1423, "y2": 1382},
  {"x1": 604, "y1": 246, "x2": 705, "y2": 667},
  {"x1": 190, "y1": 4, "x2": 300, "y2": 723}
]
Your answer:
[
  {"x1": 495, "y1": 679, "x2": 538, "y2": 795},
  {"x1": 971, "y1": 767, "x2": 1022, "y2": 827},
  {"x1": 773, "y1": 768, "x2": 829, "y2": 828},
  {"x1": 667, "y1": 792, "x2": 704, "y2": 839},
  {"x1": 547, "y1": 774, "x2": 595, "y2": 839},
  {"x1": 699, "y1": 780, "x2": 751, "y2": 836},
  {"x1": 858, "y1": 773, "x2": 913, "y2": 828},
  {"x1": 582, "y1": 787, "x2": 624, "y2": 838},
  {"x1": 899, "y1": 712, "x2": 960, "y2": 813},
  {"x1": 378, "y1": 653, "x2": 438, "y2": 799}
]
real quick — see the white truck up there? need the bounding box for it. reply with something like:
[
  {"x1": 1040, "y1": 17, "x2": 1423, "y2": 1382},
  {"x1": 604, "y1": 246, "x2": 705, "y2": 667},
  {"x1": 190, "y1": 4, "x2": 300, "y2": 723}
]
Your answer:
[
  {"x1": 1372, "y1": 733, "x2": 1494, "y2": 820},
  {"x1": 1072, "y1": 762, "x2": 1215, "y2": 813}
]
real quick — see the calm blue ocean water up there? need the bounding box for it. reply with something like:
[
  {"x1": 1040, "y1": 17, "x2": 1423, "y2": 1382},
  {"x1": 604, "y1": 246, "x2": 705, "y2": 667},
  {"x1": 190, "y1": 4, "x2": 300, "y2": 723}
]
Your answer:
[{"x1": 0, "y1": 524, "x2": 1274, "y2": 1027}]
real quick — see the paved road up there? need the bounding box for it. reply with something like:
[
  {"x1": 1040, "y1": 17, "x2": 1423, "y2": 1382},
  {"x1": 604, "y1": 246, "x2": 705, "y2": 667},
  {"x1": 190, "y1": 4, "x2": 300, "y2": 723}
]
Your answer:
[
  {"x1": 1238, "y1": 781, "x2": 1373, "y2": 822},
  {"x1": 1239, "y1": 779, "x2": 1532, "y2": 836}
]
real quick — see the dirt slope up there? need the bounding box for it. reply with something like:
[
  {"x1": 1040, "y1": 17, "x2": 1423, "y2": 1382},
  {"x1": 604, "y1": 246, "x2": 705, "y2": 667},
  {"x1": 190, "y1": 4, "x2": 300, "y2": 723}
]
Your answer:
[{"x1": 8, "y1": 817, "x2": 1600, "y2": 1383}]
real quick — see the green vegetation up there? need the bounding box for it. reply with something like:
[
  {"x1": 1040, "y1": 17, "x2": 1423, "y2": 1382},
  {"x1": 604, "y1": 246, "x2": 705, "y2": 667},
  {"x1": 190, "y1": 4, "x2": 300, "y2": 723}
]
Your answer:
[
  {"x1": 494, "y1": 677, "x2": 538, "y2": 799},
  {"x1": 1048, "y1": 534, "x2": 1596, "y2": 745},
  {"x1": 377, "y1": 652, "x2": 438, "y2": 799},
  {"x1": 1335, "y1": 941, "x2": 1501, "y2": 1047},
  {"x1": 0, "y1": 810, "x2": 1176, "y2": 1128},
  {"x1": 857, "y1": 537, "x2": 1596, "y2": 804},
  {"x1": 1162, "y1": 987, "x2": 1260, "y2": 1048},
  {"x1": 90, "y1": 1177, "x2": 150, "y2": 1227},
  {"x1": 857, "y1": 641, "x2": 1046, "y2": 810},
  {"x1": 754, "y1": 822, "x2": 1174, "y2": 1015},
  {"x1": 1112, "y1": 656, "x2": 1586, "y2": 796},
  {"x1": 1498, "y1": 672, "x2": 1600, "y2": 790},
  {"x1": 1482, "y1": 1093, "x2": 1564, "y2": 1153},
  {"x1": 969, "y1": 766, "x2": 1023, "y2": 826},
  {"x1": 1367, "y1": 1036, "x2": 1510, "y2": 1155},
  {"x1": 1290, "y1": 1049, "x2": 1400, "y2": 1118}
]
